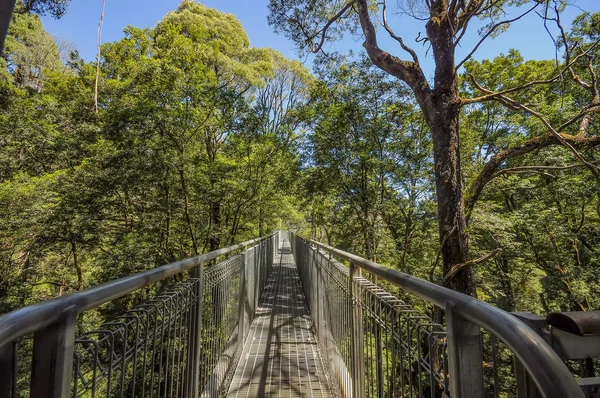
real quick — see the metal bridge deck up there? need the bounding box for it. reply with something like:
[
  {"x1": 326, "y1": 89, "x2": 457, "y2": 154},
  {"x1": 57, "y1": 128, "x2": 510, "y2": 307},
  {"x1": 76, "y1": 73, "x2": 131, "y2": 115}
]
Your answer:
[{"x1": 226, "y1": 239, "x2": 332, "y2": 397}]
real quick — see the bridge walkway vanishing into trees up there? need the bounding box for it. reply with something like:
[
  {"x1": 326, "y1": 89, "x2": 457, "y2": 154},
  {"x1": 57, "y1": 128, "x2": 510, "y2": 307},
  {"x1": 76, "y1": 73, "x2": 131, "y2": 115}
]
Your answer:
[
  {"x1": 0, "y1": 231, "x2": 594, "y2": 398},
  {"x1": 226, "y1": 239, "x2": 331, "y2": 397}
]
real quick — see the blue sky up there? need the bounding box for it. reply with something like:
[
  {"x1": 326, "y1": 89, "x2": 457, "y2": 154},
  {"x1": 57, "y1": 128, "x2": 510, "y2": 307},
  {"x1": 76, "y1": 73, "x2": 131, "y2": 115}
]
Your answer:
[{"x1": 41, "y1": 0, "x2": 600, "y2": 77}]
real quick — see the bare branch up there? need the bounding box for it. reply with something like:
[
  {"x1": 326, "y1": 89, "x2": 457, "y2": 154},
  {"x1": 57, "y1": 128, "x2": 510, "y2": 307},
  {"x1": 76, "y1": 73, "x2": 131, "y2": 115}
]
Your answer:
[
  {"x1": 454, "y1": 2, "x2": 540, "y2": 73},
  {"x1": 355, "y1": 0, "x2": 432, "y2": 117},
  {"x1": 588, "y1": 54, "x2": 599, "y2": 98},
  {"x1": 311, "y1": 1, "x2": 355, "y2": 53},
  {"x1": 492, "y1": 162, "x2": 599, "y2": 179},
  {"x1": 443, "y1": 248, "x2": 503, "y2": 286},
  {"x1": 381, "y1": 0, "x2": 419, "y2": 64},
  {"x1": 462, "y1": 74, "x2": 561, "y2": 105},
  {"x1": 549, "y1": 4, "x2": 599, "y2": 94},
  {"x1": 429, "y1": 225, "x2": 457, "y2": 282},
  {"x1": 94, "y1": 0, "x2": 107, "y2": 113}
]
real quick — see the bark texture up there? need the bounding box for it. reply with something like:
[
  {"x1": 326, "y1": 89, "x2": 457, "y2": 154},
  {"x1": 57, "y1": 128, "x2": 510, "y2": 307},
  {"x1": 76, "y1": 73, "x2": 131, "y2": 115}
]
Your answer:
[{"x1": 356, "y1": 0, "x2": 474, "y2": 294}]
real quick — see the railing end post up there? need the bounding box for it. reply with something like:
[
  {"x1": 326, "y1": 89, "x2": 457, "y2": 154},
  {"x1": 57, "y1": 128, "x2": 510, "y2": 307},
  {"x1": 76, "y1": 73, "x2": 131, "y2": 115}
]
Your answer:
[
  {"x1": 446, "y1": 300, "x2": 485, "y2": 398},
  {"x1": 30, "y1": 305, "x2": 77, "y2": 398}
]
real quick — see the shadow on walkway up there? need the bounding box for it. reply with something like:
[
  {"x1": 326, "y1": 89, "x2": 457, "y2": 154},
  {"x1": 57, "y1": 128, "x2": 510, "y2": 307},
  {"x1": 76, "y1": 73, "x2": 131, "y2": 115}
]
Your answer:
[{"x1": 226, "y1": 240, "x2": 331, "y2": 397}]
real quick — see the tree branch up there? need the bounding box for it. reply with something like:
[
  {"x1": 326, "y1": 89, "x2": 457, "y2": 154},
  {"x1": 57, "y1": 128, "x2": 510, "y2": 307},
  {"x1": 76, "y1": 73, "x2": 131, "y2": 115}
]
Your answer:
[
  {"x1": 454, "y1": 2, "x2": 540, "y2": 73},
  {"x1": 429, "y1": 225, "x2": 456, "y2": 282},
  {"x1": 491, "y1": 162, "x2": 600, "y2": 179},
  {"x1": 381, "y1": 0, "x2": 420, "y2": 64},
  {"x1": 442, "y1": 248, "x2": 503, "y2": 286},
  {"x1": 355, "y1": 0, "x2": 433, "y2": 118},
  {"x1": 311, "y1": 1, "x2": 356, "y2": 53},
  {"x1": 478, "y1": 89, "x2": 600, "y2": 179},
  {"x1": 465, "y1": 133, "x2": 600, "y2": 220},
  {"x1": 94, "y1": 0, "x2": 106, "y2": 113}
]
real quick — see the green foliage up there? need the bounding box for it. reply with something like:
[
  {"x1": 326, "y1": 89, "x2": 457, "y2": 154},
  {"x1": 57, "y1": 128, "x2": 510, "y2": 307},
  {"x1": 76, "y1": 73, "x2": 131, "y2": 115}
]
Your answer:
[
  {"x1": 15, "y1": 0, "x2": 72, "y2": 19},
  {"x1": 299, "y1": 55, "x2": 437, "y2": 277},
  {"x1": 0, "y1": 2, "x2": 310, "y2": 317},
  {"x1": 1, "y1": 0, "x2": 600, "y2": 344},
  {"x1": 459, "y1": 45, "x2": 600, "y2": 312},
  {"x1": 4, "y1": 11, "x2": 65, "y2": 89}
]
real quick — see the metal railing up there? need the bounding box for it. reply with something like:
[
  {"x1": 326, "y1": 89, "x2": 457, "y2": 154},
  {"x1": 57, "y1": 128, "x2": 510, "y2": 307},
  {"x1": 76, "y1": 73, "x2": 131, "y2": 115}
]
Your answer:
[
  {"x1": 290, "y1": 231, "x2": 584, "y2": 398},
  {"x1": 0, "y1": 232, "x2": 279, "y2": 398}
]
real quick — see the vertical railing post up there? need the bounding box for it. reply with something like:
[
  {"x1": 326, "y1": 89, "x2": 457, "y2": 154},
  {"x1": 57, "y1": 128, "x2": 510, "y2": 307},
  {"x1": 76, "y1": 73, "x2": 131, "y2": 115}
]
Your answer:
[
  {"x1": 187, "y1": 261, "x2": 204, "y2": 398},
  {"x1": 511, "y1": 313, "x2": 544, "y2": 398},
  {"x1": 375, "y1": 297, "x2": 384, "y2": 397},
  {"x1": 30, "y1": 305, "x2": 77, "y2": 398},
  {"x1": 313, "y1": 244, "x2": 319, "y2": 323},
  {"x1": 515, "y1": 358, "x2": 543, "y2": 398},
  {"x1": 238, "y1": 251, "x2": 247, "y2": 350},
  {"x1": 253, "y1": 244, "x2": 259, "y2": 312},
  {"x1": 446, "y1": 300, "x2": 485, "y2": 397},
  {"x1": 268, "y1": 235, "x2": 273, "y2": 271},
  {"x1": 350, "y1": 261, "x2": 365, "y2": 398},
  {"x1": 0, "y1": 341, "x2": 17, "y2": 398}
]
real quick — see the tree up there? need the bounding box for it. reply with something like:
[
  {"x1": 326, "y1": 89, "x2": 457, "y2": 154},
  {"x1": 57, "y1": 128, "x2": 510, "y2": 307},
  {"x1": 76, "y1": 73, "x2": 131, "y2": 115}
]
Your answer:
[
  {"x1": 17, "y1": 0, "x2": 72, "y2": 18},
  {"x1": 268, "y1": 0, "x2": 600, "y2": 295},
  {"x1": 300, "y1": 55, "x2": 438, "y2": 275},
  {"x1": 3, "y1": 10, "x2": 65, "y2": 90},
  {"x1": 0, "y1": 1, "x2": 309, "y2": 316},
  {"x1": 1, "y1": 1, "x2": 73, "y2": 57}
]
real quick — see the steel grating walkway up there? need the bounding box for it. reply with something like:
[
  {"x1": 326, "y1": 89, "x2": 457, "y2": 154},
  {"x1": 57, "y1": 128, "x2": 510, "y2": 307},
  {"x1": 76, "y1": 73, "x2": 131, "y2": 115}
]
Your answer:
[{"x1": 226, "y1": 239, "x2": 332, "y2": 397}]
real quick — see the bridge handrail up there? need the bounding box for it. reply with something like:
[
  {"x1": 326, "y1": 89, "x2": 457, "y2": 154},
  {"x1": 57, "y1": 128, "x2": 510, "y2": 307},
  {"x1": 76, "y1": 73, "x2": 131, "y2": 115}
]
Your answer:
[
  {"x1": 0, "y1": 234, "x2": 272, "y2": 348},
  {"x1": 294, "y1": 232, "x2": 584, "y2": 398}
]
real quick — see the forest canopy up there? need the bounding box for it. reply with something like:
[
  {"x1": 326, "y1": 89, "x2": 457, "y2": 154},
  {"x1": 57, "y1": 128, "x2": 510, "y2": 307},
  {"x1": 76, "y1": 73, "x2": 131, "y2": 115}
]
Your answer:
[
  {"x1": 0, "y1": 1, "x2": 311, "y2": 313},
  {"x1": 1, "y1": 0, "x2": 599, "y2": 321}
]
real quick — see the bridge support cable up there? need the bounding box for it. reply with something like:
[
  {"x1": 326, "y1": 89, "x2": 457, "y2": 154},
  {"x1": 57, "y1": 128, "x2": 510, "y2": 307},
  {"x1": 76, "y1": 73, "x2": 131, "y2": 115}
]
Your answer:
[
  {"x1": 290, "y1": 231, "x2": 585, "y2": 398},
  {"x1": 0, "y1": 233, "x2": 277, "y2": 398}
]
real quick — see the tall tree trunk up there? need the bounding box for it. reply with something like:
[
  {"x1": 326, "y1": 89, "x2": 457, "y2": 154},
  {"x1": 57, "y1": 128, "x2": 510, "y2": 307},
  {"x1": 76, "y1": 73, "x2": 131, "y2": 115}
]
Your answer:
[
  {"x1": 209, "y1": 198, "x2": 221, "y2": 251},
  {"x1": 179, "y1": 165, "x2": 199, "y2": 256},
  {"x1": 71, "y1": 239, "x2": 82, "y2": 291},
  {"x1": 430, "y1": 98, "x2": 475, "y2": 296},
  {"x1": 427, "y1": 7, "x2": 474, "y2": 297},
  {"x1": 356, "y1": 0, "x2": 476, "y2": 295}
]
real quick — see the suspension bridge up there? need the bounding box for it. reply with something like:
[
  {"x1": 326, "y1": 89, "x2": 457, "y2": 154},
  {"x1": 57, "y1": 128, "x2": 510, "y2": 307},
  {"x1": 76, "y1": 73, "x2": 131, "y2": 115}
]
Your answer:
[{"x1": 0, "y1": 231, "x2": 596, "y2": 397}]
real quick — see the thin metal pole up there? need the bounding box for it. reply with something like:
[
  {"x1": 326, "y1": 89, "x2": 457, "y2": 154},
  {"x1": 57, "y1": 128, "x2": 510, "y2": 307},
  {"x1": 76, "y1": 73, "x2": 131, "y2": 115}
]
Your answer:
[
  {"x1": 186, "y1": 262, "x2": 204, "y2": 398},
  {"x1": 30, "y1": 305, "x2": 77, "y2": 398},
  {"x1": 350, "y1": 261, "x2": 365, "y2": 398},
  {"x1": 516, "y1": 358, "x2": 543, "y2": 398},
  {"x1": 0, "y1": 340, "x2": 16, "y2": 398},
  {"x1": 375, "y1": 296, "x2": 384, "y2": 398},
  {"x1": 238, "y1": 251, "x2": 247, "y2": 350}
]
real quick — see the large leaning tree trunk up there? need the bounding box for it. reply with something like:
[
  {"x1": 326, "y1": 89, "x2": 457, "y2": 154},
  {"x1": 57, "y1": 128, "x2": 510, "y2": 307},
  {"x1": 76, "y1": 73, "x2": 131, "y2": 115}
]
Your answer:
[
  {"x1": 354, "y1": 0, "x2": 475, "y2": 294},
  {"x1": 427, "y1": 7, "x2": 473, "y2": 294},
  {"x1": 268, "y1": 0, "x2": 600, "y2": 296},
  {"x1": 429, "y1": 92, "x2": 474, "y2": 295}
]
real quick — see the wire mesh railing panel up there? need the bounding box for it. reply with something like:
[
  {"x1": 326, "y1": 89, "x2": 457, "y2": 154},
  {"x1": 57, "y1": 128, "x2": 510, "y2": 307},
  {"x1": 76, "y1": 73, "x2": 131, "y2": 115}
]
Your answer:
[
  {"x1": 291, "y1": 232, "x2": 586, "y2": 398},
  {"x1": 314, "y1": 251, "x2": 353, "y2": 396},
  {"x1": 356, "y1": 280, "x2": 448, "y2": 398},
  {"x1": 293, "y1": 234, "x2": 449, "y2": 398},
  {"x1": 200, "y1": 255, "x2": 243, "y2": 396},
  {"x1": 73, "y1": 278, "x2": 198, "y2": 398},
  {"x1": 482, "y1": 331, "x2": 516, "y2": 398},
  {"x1": 0, "y1": 234, "x2": 276, "y2": 398}
]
